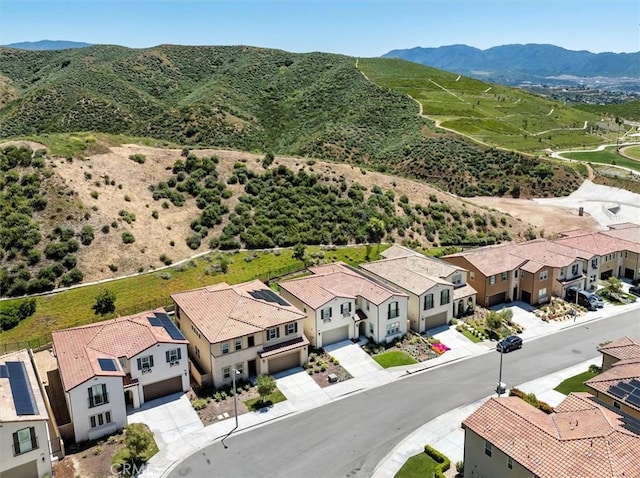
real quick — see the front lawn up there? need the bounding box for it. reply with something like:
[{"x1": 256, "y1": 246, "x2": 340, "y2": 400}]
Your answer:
[
  {"x1": 395, "y1": 451, "x2": 439, "y2": 477},
  {"x1": 554, "y1": 369, "x2": 600, "y2": 395},
  {"x1": 373, "y1": 350, "x2": 417, "y2": 368},
  {"x1": 244, "y1": 389, "x2": 286, "y2": 411},
  {"x1": 456, "y1": 325, "x2": 482, "y2": 343}
]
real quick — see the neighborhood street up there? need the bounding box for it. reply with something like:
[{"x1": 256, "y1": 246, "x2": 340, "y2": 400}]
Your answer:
[{"x1": 169, "y1": 308, "x2": 640, "y2": 478}]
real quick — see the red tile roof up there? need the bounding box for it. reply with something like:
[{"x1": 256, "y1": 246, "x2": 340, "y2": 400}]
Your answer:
[
  {"x1": 52, "y1": 310, "x2": 187, "y2": 392},
  {"x1": 512, "y1": 239, "x2": 593, "y2": 267},
  {"x1": 585, "y1": 362, "x2": 640, "y2": 413},
  {"x1": 279, "y1": 262, "x2": 406, "y2": 309},
  {"x1": 171, "y1": 280, "x2": 305, "y2": 344},
  {"x1": 444, "y1": 242, "x2": 528, "y2": 277},
  {"x1": 554, "y1": 228, "x2": 640, "y2": 255},
  {"x1": 259, "y1": 335, "x2": 309, "y2": 358},
  {"x1": 463, "y1": 394, "x2": 640, "y2": 478},
  {"x1": 599, "y1": 337, "x2": 640, "y2": 362}
]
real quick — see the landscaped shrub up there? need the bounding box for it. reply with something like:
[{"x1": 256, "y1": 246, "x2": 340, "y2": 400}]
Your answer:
[
  {"x1": 129, "y1": 153, "x2": 146, "y2": 164},
  {"x1": 509, "y1": 387, "x2": 554, "y2": 414},
  {"x1": 122, "y1": 232, "x2": 135, "y2": 244},
  {"x1": 424, "y1": 445, "x2": 450, "y2": 478}
]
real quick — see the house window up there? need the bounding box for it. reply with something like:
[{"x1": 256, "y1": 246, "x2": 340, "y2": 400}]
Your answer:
[
  {"x1": 484, "y1": 441, "x2": 492, "y2": 457},
  {"x1": 235, "y1": 338, "x2": 242, "y2": 351},
  {"x1": 166, "y1": 348, "x2": 182, "y2": 366},
  {"x1": 190, "y1": 323, "x2": 201, "y2": 339},
  {"x1": 507, "y1": 457, "x2": 513, "y2": 469},
  {"x1": 235, "y1": 363, "x2": 244, "y2": 375},
  {"x1": 89, "y1": 411, "x2": 112, "y2": 429},
  {"x1": 13, "y1": 427, "x2": 37, "y2": 455},
  {"x1": 88, "y1": 383, "x2": 108, "y2": 408},
  {"x1": 223, "y1": 366, "x2": 231, "y2": 379},
  {"x1": 195, "y1": 346, "x2": 200, "y2": 358},
  {"x1": 222, "y1": 342, "x2": 230, "y2": 354},
  {"x1": 321, "y1": 307, "x2": 332, "y2": 322},
  {"x1": 424, "y1": 294, "x2": 434, "y2": 310},
  {"x1": 571, "y1": 264, "x2": 579, "y2": 276},
  {"x1": 501, "y1": 271, "x2": 508, "y2": 281},
  {"x1": 267, "y1": 327, "x2": 280, "y2": 341},
  {"x1": 539, "y1": 270, "x2": 548, "y2": 281},
  {"x1": 285, "y1": 322, "x2": 298, "y2": 335},
  {"x1": 369, "y1": 322, "x2": 374, "y2": 334},
  {"x1": 489, "y1": 275, "x2": 496, "y2": 285},
  {"x1": 340, "y1": 302, "x2": 352, "y2": 316},
  {"x1": 440, "y1": 289, "x2": 450, "y2": 305},
  {"x1": 248, "y1": 336, "x2": 255, "y2": 347},
  {"x1": 470, "y1": 271, "x2": 475, "y2": 280},
  {"x1": 388, "y1": 301, "x2": 399, "y2": 319},
  {"x1": 452, "y1": 274, "x2": 462, "y2": 285},
  {"x1": 514, "y1": 270, "x2": 518, "y2": 278},
  {"x1": 613, "y1": 400, "x2": 621, "y2": 410},
  {"x1": 538, "y1": 288, "x2": 547, "y2": 301},
  {"x1": 386, "y1": 322, "x2": 400, "y2": 335},
  {"x1": 591, "y1": 258, "x2": 598, "y2": 268},
  {"x1": 137, "y1": 355, "x2": 154, "y2": 374}
]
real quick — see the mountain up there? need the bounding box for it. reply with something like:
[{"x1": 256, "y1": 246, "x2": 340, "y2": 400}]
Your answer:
[
  {"x1": 2, "y1": 40, "x2": 92, "y2": 50},
  {"x1": 382, "y1": 44, "x2": 640, "y2": 89}
]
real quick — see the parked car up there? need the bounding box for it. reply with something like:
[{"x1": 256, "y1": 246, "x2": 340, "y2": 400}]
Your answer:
[
  {"x1": 496, "y1": 335, "x2": 523, "y2": 353},
  {"x1": 565, "y1": 287, "x2": 600, "y2": 311},
  {"x1": 629, "y1": 286, "x2": 640, "y2": 297}
]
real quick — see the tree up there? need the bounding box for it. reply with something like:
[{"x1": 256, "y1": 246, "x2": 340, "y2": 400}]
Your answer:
[
  {"x1": 124, "y1": 423, "x2": 154, "y2": 461},
  {"x1": 602, "y1": 277, "x2": 623, "y2": 297},
  {"x1": 366, "y1": 218, "x2": 386, "y2": 244},
  {"x1": 485, "y1": 311, "x2": 502, "y2": 338},
  {"x1": 293, "y1": 243, "x2": 306, "y2": 263},
  {"x1": 256, "y1": 374, "x2": 276, "y2": 405},
  {"x1": 93, "y1": 289, "x2": 116, "y2": 315}
]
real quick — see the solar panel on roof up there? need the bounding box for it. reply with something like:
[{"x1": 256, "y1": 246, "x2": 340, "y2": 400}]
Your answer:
[
  {"x1": 629, "y1": 379, "x2": 640, "y2": 389},
  {"x1": 627, "y1": 394, "x2": 640, "y2": 408},
  {"x1": 618, "y1": 382, "x2": 634, "y2": 393},
  {"x1": 6, "y1": 361, "x2": 38, "y2": 416},
  {"x1": 249, "y1": 289, "x2": 289, "y2": 306},
  {"x1": 98, "y1": 358, "x2": 118, "y2": 372},
  {"x1": 630, "y1": 387, "x2": 640, "y2": 398},
  {"x1": 153, "y1": 312, "x2": 185, "y2": 340},
  {"x1": 0, "y1": 364, "x2": 8, "y2": 378},
  {"x1": 148, "y1": 316, "x2": 162, "y2": 327},
  {"x1": 608, "y1": 385, "x2": 627, "y2": 399}
]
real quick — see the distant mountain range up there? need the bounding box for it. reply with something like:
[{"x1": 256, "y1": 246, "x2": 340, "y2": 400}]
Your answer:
[
  {"x1": 2, "y1": 40, "x2": 92, "y2": 50},
  {"x1": 382, "y1": 44, "x2": 640, "y2": 90}
]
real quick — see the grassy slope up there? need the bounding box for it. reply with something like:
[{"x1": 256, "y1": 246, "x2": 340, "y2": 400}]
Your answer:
[
  {"x1": 358, "y1": 57, "x2": 603, "y2": 152},
  {"x1": 554, "y1": 369, "x2": 599, "y2": 394},
  {"x1": 561, "y1": 147, "x2": 640, "y2": 172},
  {"x1": 574, "y1": 100, "x2": 640, "y2": 122}
]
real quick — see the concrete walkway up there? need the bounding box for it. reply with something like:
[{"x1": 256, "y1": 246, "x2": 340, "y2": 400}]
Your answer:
[{"x1": 140, "y1": 297, "x2": 639, "y2": 478}]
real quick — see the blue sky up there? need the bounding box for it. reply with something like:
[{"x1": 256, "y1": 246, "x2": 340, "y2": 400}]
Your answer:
[{"x1": 1, "y1": 0, "x2": 638, "y2": 55}]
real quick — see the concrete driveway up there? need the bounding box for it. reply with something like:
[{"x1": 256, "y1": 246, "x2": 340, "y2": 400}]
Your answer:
[{"x1": 127, "y1": 392, "x2": 203, "y2": 449}]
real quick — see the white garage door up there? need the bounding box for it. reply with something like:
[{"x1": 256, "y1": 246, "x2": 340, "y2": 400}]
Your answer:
[
  {"x1": 268, "y1": 351, "x2": 301, "y2": 374},
  {"x1": 424, "y1": 311, "x2": 448, "y2": 331},
  {"x1": 322, "y1": 325, "x2": 349, "y2": 346}
]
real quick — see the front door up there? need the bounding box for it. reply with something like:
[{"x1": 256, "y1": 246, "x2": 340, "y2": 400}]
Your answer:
[{"x1": 248, "y1": 359, "x2": 257, "y2": 377}]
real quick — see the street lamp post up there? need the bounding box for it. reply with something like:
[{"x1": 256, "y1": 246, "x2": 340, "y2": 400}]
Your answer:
[
  {"x1": 221, "y1": 368, "x2": 241, "y2": 449},
  {"x1": 496, "y1": 345, "x2": 505, "y2": 397}
]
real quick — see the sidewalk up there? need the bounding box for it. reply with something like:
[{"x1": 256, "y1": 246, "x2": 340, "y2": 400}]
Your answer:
[{"x1": 141, "y1": 298, "x2": 638, "y2": 477}]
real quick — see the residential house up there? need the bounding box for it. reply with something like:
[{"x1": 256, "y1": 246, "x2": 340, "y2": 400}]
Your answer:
[
  {"x1": 511, "y1": 239, "x2": 594, "y2": 304},
  {"x1": 278, "y1": 262, "x2": 409, "y2": 348},
  {"x1": 598, "y1": 337, "x2": 640, "y2": 371},
  {"x1": 1, "y1": 349, "x2": 53, "y2": 478},
  {"x1": 462, "y1": 393, "x2": 640, "y2": 478},
  {"x1": 52, "y1": 311, "x2": 189, "y2": 443},
  {"x1": 171, "y1": 280, "x2": 308, "y2": 388},
  {"x1": 585, "y1": 361, "x2": 640, "y2": 420},
  {"x1": 443, "y1": 243, "x2": 527, "y2": 307},
  {"x1": 554, "y1": 223, "x2": 640, "y2": 284},
  {"x1": 359, "y1": 245, "x2": 476, "y2": 332}
]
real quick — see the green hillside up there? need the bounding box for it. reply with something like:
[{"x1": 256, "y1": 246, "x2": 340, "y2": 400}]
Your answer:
[
  {"x1": 357, "y1": 58, "x2": 605, "y2": 152},
  {"x1": 574, "y1": 100, "x2": 640, "y2": 122},
  {"x1": 0, "y1": 45, "x2": 585, "y2": 197}
]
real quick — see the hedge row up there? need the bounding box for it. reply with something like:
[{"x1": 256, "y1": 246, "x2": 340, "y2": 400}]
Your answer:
[
  {"x1": 509, "y1": 387, "x2": 554, "y2": 414},
  {"x1": 424, "y1": 444, "x2": 450, "y2": 478}
]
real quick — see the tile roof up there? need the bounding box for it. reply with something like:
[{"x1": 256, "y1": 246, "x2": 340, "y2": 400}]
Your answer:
[
  {"x1": 380, "y1": 244, "x2": 423, "y2": 259},
  {"x1": 360, "y1": 256, "x2": 455, "y2": 295},
  {"x1": 463, "y1": 394, "x2": 640, "y2": 478},
  {"x1": 585, "y1": 362, "x2": 640, "y2": 412},
  {"x1": 444, "y1": 242, "x2": 527, "y2": 277},
  {"x1": 0, "y1": 349, "x2": 49, "y2": 422},
  {"x1": 512, "y1": 239, "x2": 593, "y2": 267},
  {"x1": 554, "y1": 227, "x2": 640, "y2": 255},
  {"x1": 52, "y1": 310, "x2": 187, "y2": 392},
  {"x1": 279, "y1": 262, "x2": 406, "y2": 309},
  {"x1": 599, "y1": 337, "x2": 640, "y2": 362},
  {"x1": 171, "y1": 280, "x2": 305, "y2": 344},
  {"x1": 258, "y1": 335, "x2": 309, "y2": 358}
]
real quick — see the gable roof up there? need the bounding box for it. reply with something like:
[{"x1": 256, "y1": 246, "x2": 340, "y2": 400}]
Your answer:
[
  {"x1": 0, "y1": 349, "x2": 49, "y2": 423},
  {"x1": 279, "y1": 262, "x2": 406, "y2": 309},
  {"x1": 52, "y1": 310, "x2": 187, "y2": 392},
  {"x1": 512, "y1": 239, "x2": 593, "y2": 267},
  {"x1": 585, "y1": 362, "x2": 640, "y2": 413},
  {"x1": 463, "y1": 394, "x2": 640, "y2": 478},
  {"x1": 171, "y1": 280, "x2": 305, "y2": 344},
  {"x1": 444, "y1": 242, "x2": 527, "y2": 277},
  {"x1": 361, "y1": 254, "x2": 468, "y2": 295},
  {"x1": 554, "y1": 224, "x2": 640, "y2": 256},
  {"x1": 599, "y1": 337, "x2": 640, "y2": 362}
]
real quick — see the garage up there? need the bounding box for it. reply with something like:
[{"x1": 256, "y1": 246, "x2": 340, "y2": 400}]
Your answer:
[
  {"x1": 143, "y1": 375, "x2": 183, "y2": 402},
  {"x1": 487, "y1": 292, "x2": 506, "y2": 307},
  {"x1": 424, "y1": 311, "x2": 448, "y2": 331},
  {"x1": 0, "y1": 460, "x2": 37, "y2": 478},
  {"x1": 521, "y1": 290, "x2": 532, "y2": 304},
  {"x1": 268, "y1": 351, "x2": 301, "y2": 374},
  {"x1": 322, "y1": 325, "x2": 349, "y2": 346}
]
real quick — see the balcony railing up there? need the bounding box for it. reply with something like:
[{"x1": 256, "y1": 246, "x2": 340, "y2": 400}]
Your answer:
[{"x1": 169, "y1": 360, "x2": 180, "y2": 367}]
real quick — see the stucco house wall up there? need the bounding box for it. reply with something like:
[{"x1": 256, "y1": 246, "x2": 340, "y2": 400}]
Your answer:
[
  {"x1": 0, "y1": 420, "x2": 52, "y2": 478},
  {"x1": 463, "y1": 427, "x2": 531, "y2": 478}
]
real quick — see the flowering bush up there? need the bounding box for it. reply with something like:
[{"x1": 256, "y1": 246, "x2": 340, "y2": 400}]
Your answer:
[{"x1": 431, "y1": 342, "x2": 450, "y2": 355}]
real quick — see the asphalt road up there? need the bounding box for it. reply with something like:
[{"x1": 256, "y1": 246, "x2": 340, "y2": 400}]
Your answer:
[{"x1": 170, "y1": 310, "x2": 639, "y2": 478}]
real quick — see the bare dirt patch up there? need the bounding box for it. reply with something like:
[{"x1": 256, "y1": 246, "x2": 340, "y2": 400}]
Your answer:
[{"x1": 304, "y1": 350, "x2": 353, "y2": 388}]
